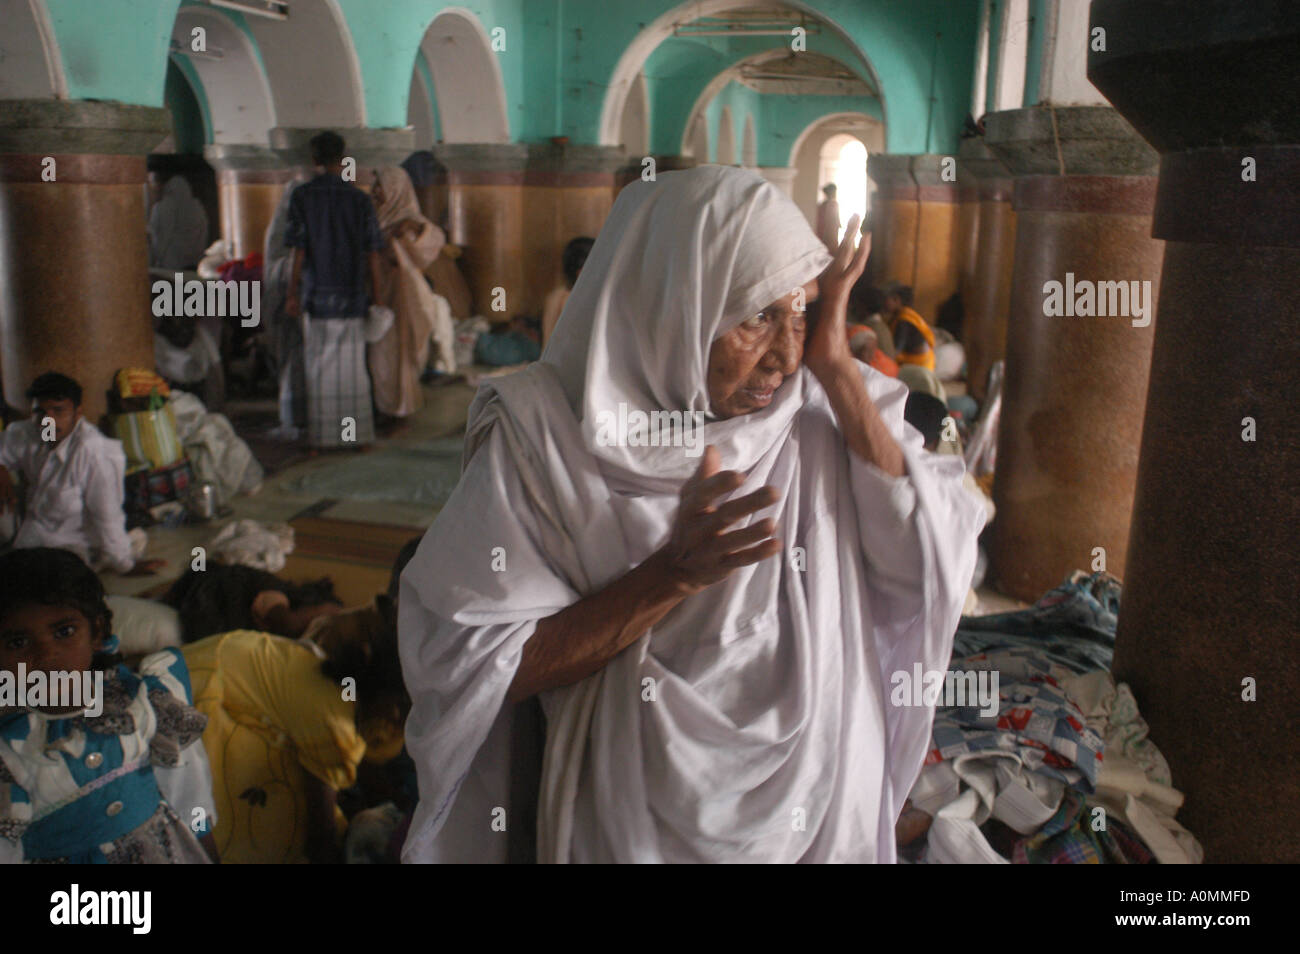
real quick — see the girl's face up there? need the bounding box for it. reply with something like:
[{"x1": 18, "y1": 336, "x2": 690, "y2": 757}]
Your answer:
[
  {"x1": 0, "y1": 603, "x2": 101, "y2": 685},
  {"x1": 707, "y1": 279, "x2": 820, "y2": 419}
]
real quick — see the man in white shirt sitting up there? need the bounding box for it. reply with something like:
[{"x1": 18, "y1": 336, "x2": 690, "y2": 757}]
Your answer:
[{"x1": 0, "y1": 373, "x2": 164, "y2": 576}]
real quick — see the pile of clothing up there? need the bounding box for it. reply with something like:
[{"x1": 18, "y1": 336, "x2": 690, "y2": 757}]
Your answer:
[{"x1": 904, "y1": 571, "x2": 1203, "y2": 864}]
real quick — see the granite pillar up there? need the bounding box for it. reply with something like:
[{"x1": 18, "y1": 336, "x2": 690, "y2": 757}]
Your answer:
[
  {"x1": 865, "y1": 154, "x2": 916, "y2": 290},
  {"x1": 984, "y1": 105, "x2": 1163, "y2": 601},
  {"x1": 959, "y1": 138, "x2": 1018, "y2": 399},
  {"x1": 431, "y1": 143, "x2": 530, "y2": 322},
  {"x1": 0, "y1": 100, "x2": 168, "y2": 423},
  {"x1": 1088, "y1": 0, "x2": 1300, "y2": 863},
  {"x1": 910, "y1": 155, "x2": 962, "y2": 324},
  {"x1": 204, "y1": 144, "x2": 292, "y2": 260},
  {"x1": 523, "y1": 144, "x2": 625, "y2": 319},
  {"x1": 867, "y1": 155, "x2": 962, "y2": 323}
]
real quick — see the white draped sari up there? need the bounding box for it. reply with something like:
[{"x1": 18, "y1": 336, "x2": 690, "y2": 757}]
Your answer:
[{"x1": 399, "y1": 167, "x2": 985, "y2": 863}]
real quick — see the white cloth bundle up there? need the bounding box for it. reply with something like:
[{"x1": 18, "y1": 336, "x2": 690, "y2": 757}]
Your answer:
[{"x1": 398, "y1": 167, "x2": 985, "y2": 863}]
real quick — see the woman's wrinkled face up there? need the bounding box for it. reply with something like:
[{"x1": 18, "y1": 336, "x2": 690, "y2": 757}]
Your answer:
[{"x1": 707, "y1": 279, "x2": 819, "y2": 419}]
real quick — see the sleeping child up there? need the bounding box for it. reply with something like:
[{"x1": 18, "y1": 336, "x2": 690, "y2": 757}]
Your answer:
[{"x1": 0, "y1": 547, "x2": 218, "y2": 863}]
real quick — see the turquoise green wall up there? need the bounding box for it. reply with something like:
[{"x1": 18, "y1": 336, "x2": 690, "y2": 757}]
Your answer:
[
  {"x1": 984, "y1": 0, "x2": 1002, "y2": 116},
  {"x1": 705, "y1": 82, "x2": 761, "y2": 163},
  {"x1": 34, "y1": 0, "x2": 979, "y2": 156},
  {"x1": 1022, "y1": 0, "x2": 1048, "y2": 106},
  {"x1": 757, "y1": 93, "x2": 881, "y2": 167},
  {"x1": 556, "y1": 0, "x2": 979, "y2": 153},
  {"x1": 44, "y1": 0, "x2": 183, "y2": 105},
  {"x1": 335, "y1": 0, "x2": 526, "y2": 131},
  {"x1": 644, "y1": 40, "x2": 730, "y2": 155},
  {"x1": 644, "y1": 28, "x2": 877, "y2": 158}
]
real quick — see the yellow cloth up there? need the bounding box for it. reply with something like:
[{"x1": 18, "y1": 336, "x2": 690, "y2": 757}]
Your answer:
[
  {"x1": 891, "y1": 306, "x2": 937, "y2": 371},
  {"x1": 181, "y1": 630, "x2": 365, "y2": 864}
]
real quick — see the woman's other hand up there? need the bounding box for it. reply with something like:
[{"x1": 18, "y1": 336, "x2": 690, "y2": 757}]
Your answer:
[
  {"x1": 655, "y1": 445, "x2": 782, "y2": 595},
  {"x1": 804, "y1": 215, "x2": 870, "y2": 379}
]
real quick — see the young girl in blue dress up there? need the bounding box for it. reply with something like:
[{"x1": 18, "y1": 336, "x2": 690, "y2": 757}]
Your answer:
[{"x1": 0, "y1": 547, "x2": 218, "y2": 863}]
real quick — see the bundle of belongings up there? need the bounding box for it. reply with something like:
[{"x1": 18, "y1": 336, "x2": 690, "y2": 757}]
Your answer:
[
  {"x1": 111, "y1": 370, "x2": 264, "y2": 525},
  {"x1": 901, "y1": 571, "x2": 1203, "y2": 864},
  {"x1": 168, "y1": 390, "x2": 263, "y2": 507},
  {"x1": 110, "y1": 368, "x2": 194, "y2": 525}
]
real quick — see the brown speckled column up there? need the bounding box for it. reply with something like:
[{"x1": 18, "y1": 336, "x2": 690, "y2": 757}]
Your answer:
[
  {"x1": 0, "y1": 100, "x2": 168, "y2": 423},
  {"x1": 205, "y1": 144, "x2": 292, "y2": 259},
  {"x1": 959, "y1": 138, "x2": 1017, "y2": 400},
  {"x1": 522, "y1": 144, "x2": 625, "y2": 319},
  {"x1": 1089, "y1": 0, "x2": 1300, "y2": 863},
  {"x1": 865, "y1": 154, "x2": 915, "y2": 289},
  {"x1": 867, "y1": 155, "x2": 961, "y2": 325},
  {"x1": 909, "y1": 156, "x2": 961, "y2": 324},
  {"x1": 433, "y1": 144, "x2": 530, "y2": 322},
  {"x1": 985, "y1": 106, "x2": 1163, "y2": 601}
]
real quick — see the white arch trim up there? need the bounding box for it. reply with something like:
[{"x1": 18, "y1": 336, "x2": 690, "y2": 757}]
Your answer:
[
  {"x1": 742, "y1": 113, "x2": 756, "y2": 167},
  {"x1": 419, "y1": 7, "x2": 510, "y2": 143},
  {"x1": 242, "y1": 0, "x2": 366, "y2": 127},
  {"x1": 0, "y1": 0, "x2": 68, "y2": 98},
  {"x1": 173, "y1": 6, "x2": 276, "y2": 144},
  {"x1": 618, "y1": 70, "x2": 650, "y2": 154},
  {"x1": 601, "y1": 0, "x2": 886, "y2": 148}
]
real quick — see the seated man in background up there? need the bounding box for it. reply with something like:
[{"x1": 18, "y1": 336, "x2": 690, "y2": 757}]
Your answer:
[
  {"x1": 848, "y1": 325, "x2": 899, "y2": 377},
  {"x1": 0, "y1": 373, "x2": 163, "y2": 576},
  {"x1": 541, "y1": 236, "x2": 595, "y2": 346},
  {"x1": 883, "y1": 282, "x2": 936, "y2": 371}
]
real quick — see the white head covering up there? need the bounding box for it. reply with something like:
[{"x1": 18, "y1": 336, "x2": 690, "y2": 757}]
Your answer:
[
  {"x1": 399, "y1": 165, "x2": 986, "y2": 865},
  {"x1": 539, "y1": 166, "x2": 832, "y2": 483},
  {"x1": 148, "y1": 175, "x2": 209, "y2": 271}
]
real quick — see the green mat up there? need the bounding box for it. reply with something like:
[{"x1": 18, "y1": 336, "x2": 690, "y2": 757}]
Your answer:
[{"x1": 283, "y1": 439, "x2": 466, "y2": 506}]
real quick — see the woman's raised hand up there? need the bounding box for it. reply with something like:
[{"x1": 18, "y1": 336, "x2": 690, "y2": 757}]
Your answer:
[
  {"x1": 654, "y1": 445, "x2": 782, "y2": 595},
  {"x1": 804, "y1": 214, "x2": 871, "y2": 378}
]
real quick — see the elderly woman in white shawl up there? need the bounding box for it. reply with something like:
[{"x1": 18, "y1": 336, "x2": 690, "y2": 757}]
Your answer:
[{"x1": 399, "y1": 166, "x2": 985, "y2": 863}]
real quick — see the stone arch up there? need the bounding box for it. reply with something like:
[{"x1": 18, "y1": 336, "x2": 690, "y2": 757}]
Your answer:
[
  {"x1": 241, "y1": 0, "x2": 365, "y2": 127},
  {"x1": 789, "y1": 111, "x2": 882, "y2": 226},
  {"x1": 678, "y1": 47, "x2": 880, "y2": 162},
  {"x1": 788, "y1": 111, "x2": 884, "y2": 168},
  {"x1": 600, "y1": 0, "x2": 886, "y2": 149},
  {"x1": 0, "y1": 0, "x2": 67, "y2": 98},
  {"x1": 417, "y1": 8, "x2": 510, "y2": 143},
  {"x1": 170, "y1": 5, "x2": 275, "y2": 144}
]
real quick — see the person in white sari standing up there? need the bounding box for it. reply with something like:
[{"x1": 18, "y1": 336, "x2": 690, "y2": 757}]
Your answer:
[
  {"x1": 399, "y1": 166, "x2": 986, "y2": 863},
  {"x1": 368, "y1": 167, "x2": 456, "y2": 418}
]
